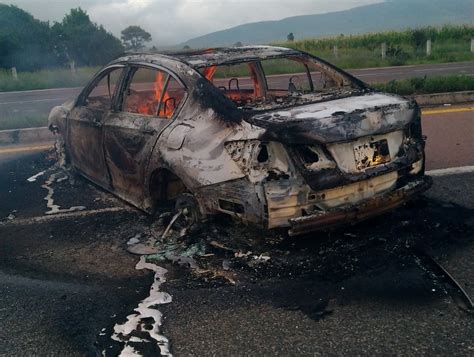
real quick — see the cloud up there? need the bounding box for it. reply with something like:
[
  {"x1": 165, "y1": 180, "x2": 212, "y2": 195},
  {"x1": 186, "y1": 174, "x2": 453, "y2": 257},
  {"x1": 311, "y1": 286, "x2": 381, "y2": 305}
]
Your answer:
[{"x1": 8, "y1": 0, "x2": 383, "y2": 46}]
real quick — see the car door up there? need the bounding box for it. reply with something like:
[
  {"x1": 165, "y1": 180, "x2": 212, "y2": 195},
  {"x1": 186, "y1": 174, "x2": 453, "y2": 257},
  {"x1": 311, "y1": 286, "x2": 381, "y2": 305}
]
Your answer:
[
  {"x1": 67, "y1": 66, "x2": 125, "y2": 187},
  {"x1": 102, "y1": 65, "x2": 187, "y2": 208}
]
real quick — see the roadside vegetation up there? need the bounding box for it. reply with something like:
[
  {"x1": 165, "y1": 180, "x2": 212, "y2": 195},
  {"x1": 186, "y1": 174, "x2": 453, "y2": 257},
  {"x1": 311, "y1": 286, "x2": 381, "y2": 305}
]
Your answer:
[
  {"x1": 2, "y1": 25, "x2": 473, "y2": 92},
  {"x1": 0, "y1": 116, "x2": 47, "y2": 131},
  {"x1": 0, "y1": 5, "x2": 151, "y2": 92},
  {"x1": 374, "y1": 75, "x2": 474, "y2": 96},
  {"x1": 0, "y1": 67, "x2": 98, "y2": 92},
  {"x1": 2, "y1": 74, "x2": 472, "y2": 131},
  {"x1": 0, "y1": 5, "x2": 124, "y2": 72},
  {"x1": 277, "y1": 25, "x2": 474, "y2": 69}
]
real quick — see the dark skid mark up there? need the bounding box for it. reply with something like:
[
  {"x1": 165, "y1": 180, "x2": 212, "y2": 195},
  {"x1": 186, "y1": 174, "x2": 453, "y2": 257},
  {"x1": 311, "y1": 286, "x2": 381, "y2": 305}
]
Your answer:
[{"x1": 412, "y1": 248, "x2": 474, "y2": 313}]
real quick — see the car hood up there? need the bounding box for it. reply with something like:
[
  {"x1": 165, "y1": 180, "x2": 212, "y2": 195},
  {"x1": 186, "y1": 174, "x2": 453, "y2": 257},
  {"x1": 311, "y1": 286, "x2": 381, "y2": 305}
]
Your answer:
[{"x1": 245, "y1": 93, "x2": 418, "y2": 144}]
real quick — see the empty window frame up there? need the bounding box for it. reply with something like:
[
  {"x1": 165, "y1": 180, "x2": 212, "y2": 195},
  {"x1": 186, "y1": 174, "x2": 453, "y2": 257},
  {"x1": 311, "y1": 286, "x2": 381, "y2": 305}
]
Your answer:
[{"x1": 122, "y1": 67, "x2": 186, "y2": 119}]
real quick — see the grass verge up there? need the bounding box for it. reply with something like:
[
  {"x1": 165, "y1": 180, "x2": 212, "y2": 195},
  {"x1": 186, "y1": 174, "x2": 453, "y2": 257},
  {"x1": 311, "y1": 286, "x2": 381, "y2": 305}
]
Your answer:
[
  {"x1": 277, "y1": 25, "x2": 474, "y2": 69},
  {"x1": 0, "y1": 116, "x2": 47, "y2": 130},
  {"x1": 0, "y1": 67, "x2": 99, "y2": 92},
  {"x1": 374, "y1": 75, "x2": 474, "y2": 95}
]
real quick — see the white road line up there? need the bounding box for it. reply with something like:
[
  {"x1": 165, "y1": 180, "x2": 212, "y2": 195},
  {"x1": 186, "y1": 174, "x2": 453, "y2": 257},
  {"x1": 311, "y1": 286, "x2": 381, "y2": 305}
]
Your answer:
[
  {"x1": 1, "y1": 207, "x2": 134, "y2": 226},
  {"x1": 427, "y1": 165, "x2": 474, "y2": 177},
  {"x1": 0, "y1": 87, "x2": 82, "y2": 95},
  {"x1": 0, "y1": 97, "x2": 71, "y2": 105}
]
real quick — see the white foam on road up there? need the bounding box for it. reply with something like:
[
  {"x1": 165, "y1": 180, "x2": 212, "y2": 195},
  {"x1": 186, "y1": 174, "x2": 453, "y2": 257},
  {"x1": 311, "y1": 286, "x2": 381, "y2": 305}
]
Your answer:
[
  {"x1": 427, "y1": 166, "x2": 474, "y2": 177},
  {"x1": 111, "y1": 256, "x2": 173, "y2": 356},
  {"x1": 26, "y1": 170, "x2": 46, "y2": 182},
  {"x1": 41, "y1": 172, "x2": 86, "y2": 214},
  {"x1": 1, "y1": 207, "x2": 131, "y2": 226}
]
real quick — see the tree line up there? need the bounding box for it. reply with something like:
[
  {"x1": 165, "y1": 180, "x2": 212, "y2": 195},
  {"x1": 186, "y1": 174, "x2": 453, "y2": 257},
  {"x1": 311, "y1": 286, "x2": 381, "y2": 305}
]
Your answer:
[{"x1": 0, "y1": 4, "x2": 152, "y2": 71}]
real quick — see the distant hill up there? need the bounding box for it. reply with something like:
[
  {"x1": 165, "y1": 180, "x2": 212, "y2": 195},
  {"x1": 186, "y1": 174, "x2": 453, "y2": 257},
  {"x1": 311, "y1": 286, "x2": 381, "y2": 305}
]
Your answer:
[{"x1": 181, "y1": 0, "x2": 474, "y2": 48}]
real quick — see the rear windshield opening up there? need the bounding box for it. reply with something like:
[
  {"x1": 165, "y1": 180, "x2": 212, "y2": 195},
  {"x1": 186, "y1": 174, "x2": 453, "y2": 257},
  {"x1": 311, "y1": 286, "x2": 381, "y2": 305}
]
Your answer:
[{"x1": 199, "y1": 56, "x2": 361, "y2": 110}]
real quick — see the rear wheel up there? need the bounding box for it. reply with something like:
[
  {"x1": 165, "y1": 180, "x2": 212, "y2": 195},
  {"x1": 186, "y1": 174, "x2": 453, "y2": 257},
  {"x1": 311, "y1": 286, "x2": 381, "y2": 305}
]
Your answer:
[{"x1": 175, "y1": 193, "x2": 202, "y2": 227}]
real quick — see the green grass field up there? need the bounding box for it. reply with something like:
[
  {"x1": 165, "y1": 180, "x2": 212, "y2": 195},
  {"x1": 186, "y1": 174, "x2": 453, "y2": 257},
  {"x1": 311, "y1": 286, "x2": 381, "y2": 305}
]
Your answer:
[
  {"x1": 275, "y1": 25, "x2": 474, "y2": 69},
  {"x1": 0, "y1": 66, "x2": 99, "y2": 92},
  {"x1": 0, "y1": 116, "x2": 47, "y2": 131},
  {"x1": 374, "y1": 74, "x2": 474, "y2": 95}
]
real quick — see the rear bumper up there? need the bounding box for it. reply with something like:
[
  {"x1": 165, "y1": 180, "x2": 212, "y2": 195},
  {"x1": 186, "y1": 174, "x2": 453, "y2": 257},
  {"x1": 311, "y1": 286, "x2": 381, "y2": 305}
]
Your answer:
[{"x1": 288, "y1": 175, "x2": 432, "y2": 236}]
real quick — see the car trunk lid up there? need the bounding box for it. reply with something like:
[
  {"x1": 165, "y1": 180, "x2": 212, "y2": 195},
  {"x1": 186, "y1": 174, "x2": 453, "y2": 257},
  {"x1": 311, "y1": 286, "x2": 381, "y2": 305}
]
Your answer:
[{"x1": 245, "y1": 92, "x2": 417, "y2": 144}]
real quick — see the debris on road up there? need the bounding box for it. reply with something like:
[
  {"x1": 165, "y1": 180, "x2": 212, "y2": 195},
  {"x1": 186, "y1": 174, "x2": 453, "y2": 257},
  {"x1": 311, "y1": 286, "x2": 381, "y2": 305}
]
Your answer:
[
  {"x1": 253, "y1": 254, "x2": 271, "y2": 262},
  {"x1": 127, "y1": 235, "x2": 142, "y2": 246}
]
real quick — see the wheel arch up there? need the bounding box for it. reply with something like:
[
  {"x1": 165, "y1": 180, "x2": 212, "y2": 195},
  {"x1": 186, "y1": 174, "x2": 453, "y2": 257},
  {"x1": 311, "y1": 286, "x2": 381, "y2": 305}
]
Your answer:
[{"x1": 147, "y1": 167, "x2": 188, "y2": 212}]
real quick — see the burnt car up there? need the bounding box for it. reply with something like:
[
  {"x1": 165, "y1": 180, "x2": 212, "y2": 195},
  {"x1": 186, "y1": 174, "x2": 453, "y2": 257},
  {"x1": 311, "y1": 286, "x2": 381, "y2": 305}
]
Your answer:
[{"x1": 48, "y1": 46, "x2": 432, "y2": 236}]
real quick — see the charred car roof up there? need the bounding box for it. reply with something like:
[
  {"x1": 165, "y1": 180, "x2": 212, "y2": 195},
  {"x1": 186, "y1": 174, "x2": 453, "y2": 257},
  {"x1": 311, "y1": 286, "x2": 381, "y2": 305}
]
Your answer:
[
  {"x1": 109, "y1": 46, "x2": 303, "y2": 70},
  {"x1": 171, "y1": 46, "x2": 301, "y2": 68}
]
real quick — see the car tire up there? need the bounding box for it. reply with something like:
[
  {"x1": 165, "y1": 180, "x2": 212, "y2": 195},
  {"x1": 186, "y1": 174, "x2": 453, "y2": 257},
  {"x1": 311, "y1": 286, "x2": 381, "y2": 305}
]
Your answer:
[{"x1": 175, "y1": 193, "x2": 202, "y2": 226}]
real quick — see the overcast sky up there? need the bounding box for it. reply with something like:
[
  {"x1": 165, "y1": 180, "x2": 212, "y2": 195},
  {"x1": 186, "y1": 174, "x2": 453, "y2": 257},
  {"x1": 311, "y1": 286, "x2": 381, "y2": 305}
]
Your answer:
[{"x1": 8, "y1": 0, "x2": 383, "y2": 46}]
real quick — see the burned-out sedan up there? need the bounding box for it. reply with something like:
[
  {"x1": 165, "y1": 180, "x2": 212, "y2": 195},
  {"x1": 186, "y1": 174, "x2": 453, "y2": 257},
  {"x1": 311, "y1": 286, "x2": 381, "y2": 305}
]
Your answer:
[{"x1": 48, "y1": 46, "x2": 432, "y2": 236}]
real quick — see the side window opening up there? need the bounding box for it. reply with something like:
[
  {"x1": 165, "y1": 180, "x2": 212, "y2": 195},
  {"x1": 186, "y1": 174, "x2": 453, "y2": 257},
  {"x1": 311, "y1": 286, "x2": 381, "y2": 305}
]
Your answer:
[
  {"x1": 84, "y1": 67, "x2": 123, "y2": 111},
  {"x1": 261, "y1": 57, "x2": 353, "y2": 96},
  {"x1": 122, "y1": 67, "x2": 185, "y2": 119},
  {"x1": 261, "y1": 58, "x2": 312, "y2": 95},
  {"x1": 199, "y1": 56, "x2": 359, "y2": 111},
  {"x1": 161, "y1": 77, "x2": 186, "y2": 118},
  {"x1": 307, "y1": 63, "x2": 345, "y2": 91},
  {"x1": 200, "y1": 62, "x2": 263, "y2": 106}
]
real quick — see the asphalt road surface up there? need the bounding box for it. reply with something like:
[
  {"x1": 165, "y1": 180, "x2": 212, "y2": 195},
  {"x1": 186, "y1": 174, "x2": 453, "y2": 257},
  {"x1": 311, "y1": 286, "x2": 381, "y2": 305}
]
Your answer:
[
  {"x1": 0, "y1": 105, "x2": 473, "y2": 355},
  {"x1": 1, "y1": 61, "x2": 473, "y2": 122}
]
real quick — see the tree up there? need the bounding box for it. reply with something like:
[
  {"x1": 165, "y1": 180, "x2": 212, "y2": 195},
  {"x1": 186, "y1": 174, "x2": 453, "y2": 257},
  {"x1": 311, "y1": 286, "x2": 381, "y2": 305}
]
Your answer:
[
  {"x1": 233, "y1": 41, "x2": 243, "y2": 47},
  {"x1": 0, "y1": 5, "x2": 124, "y2": 71},
  {"x1": 183, "y1": 45, "x2": 190, "y2": 50},
  {"x1": 287, "y1": 32, "x2": 294, "y2": 42},
  {"x1": 52, "y1": 8, "x2": 124, "y2": 67},
  {"x1": 0, "y1": 4, "x2": 56, "y2": 70},
  {"x1": 121, "y1": 26, "x2": 152, "y2": 52}
]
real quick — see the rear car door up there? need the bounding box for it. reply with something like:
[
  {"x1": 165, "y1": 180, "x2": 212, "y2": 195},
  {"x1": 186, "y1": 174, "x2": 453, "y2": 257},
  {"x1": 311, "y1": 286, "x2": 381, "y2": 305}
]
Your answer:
[
  {"x1": 102, "y1": 65, "x2": 187, "y2": 208},
  {"x1": 67, "y1": 66, "x2": 124, "y2": 187}
]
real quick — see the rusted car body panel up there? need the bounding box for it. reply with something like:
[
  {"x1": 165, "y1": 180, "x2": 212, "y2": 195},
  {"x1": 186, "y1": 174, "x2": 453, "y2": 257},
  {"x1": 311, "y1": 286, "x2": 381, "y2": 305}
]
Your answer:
[{"x1": 48, "y1": 46, "x2": 431, "y2": 236}]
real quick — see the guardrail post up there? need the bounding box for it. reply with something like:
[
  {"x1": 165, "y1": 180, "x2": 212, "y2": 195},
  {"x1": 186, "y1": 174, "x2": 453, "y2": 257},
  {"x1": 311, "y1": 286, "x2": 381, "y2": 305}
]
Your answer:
[
  {"x1": 70, "y1": 61, "x2": 76, "y2": 75},
  {"x1": 381, "y1": 42, "x2": 387, "y2": 59},
  {"x1": 333, "y1": 45, "x2": 339, "y2": 60},
  {"x1": 426, "y1": 39, "x2": 432, "y2": 56},
  {"x1": 471, "y1": 38, "x2": 474, "y2": 53},
  {"x1": 11, "y1": 67, "x2": 18, "y2": 80}
]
